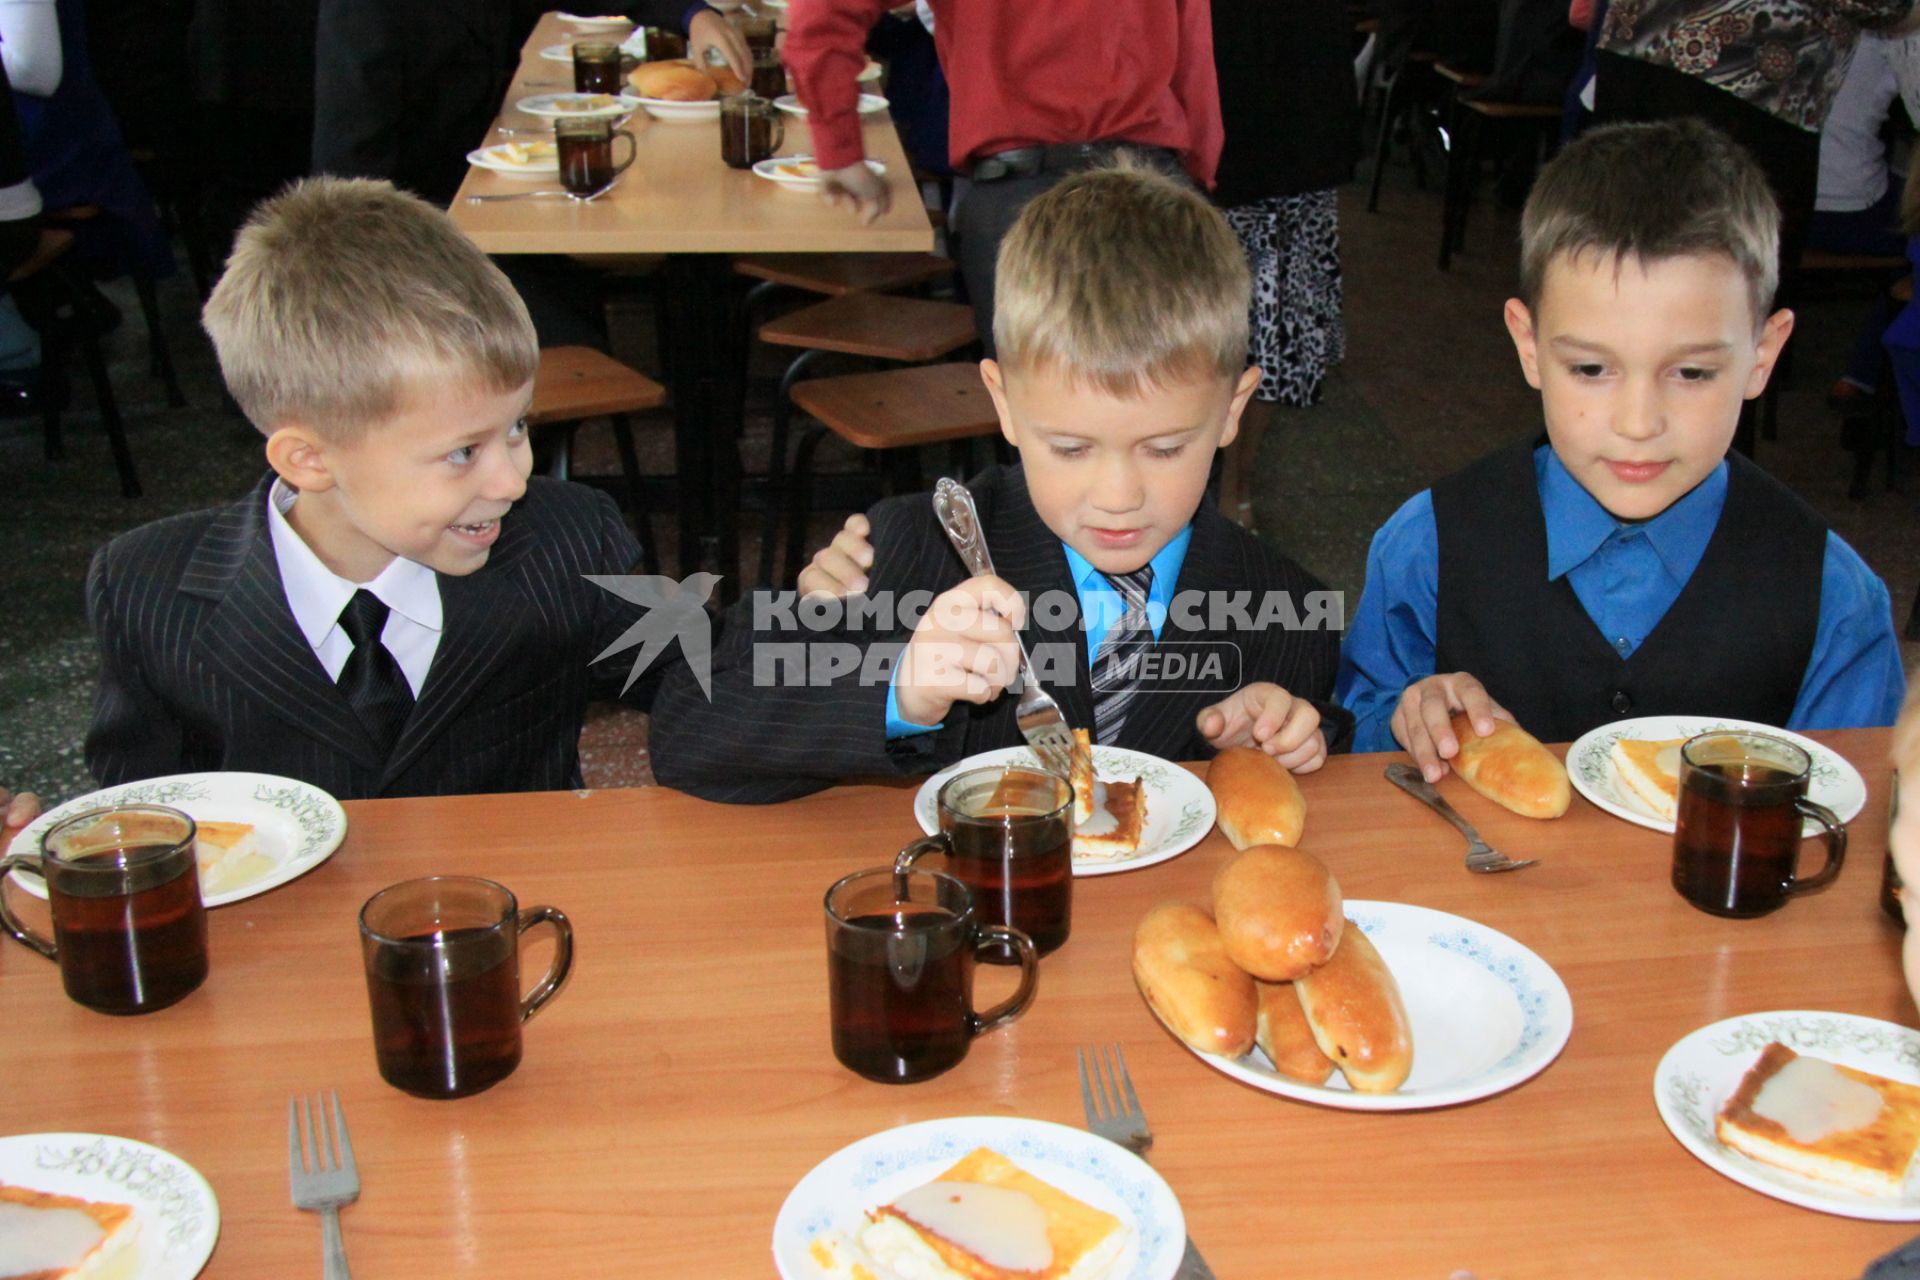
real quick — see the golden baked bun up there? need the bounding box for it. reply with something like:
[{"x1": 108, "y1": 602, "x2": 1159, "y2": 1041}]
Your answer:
[
  {"x1": 1294, "y1": 922, "x2": 1413, "y2": 1093},
  {"x1": 1448, "y1": 713, "x2": 1571, "y2": 819},
  {"x1": 1131, "y1": 902, "x2": 1256, "y2": 1057},
  {"x1": 707, "y1": 62, "x2": 747, "y2": 96},
  {"x1": 1208, "y1": 746, "x2": 1306, "y2": 848},
  {"x1": 1255, "y1": 980, "x2": 1334, "y2": 1084},
  {"x1": 1210, "y1": 846, "x2": 1342, "y2": 981},
  {"x1": 628, "y1": 59, "x2": 716, "y2": 100}
]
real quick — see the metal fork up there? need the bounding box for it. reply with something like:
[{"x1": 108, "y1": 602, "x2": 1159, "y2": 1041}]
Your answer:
[
  {"x1": 932, "y1": 478, "x2": 1078, "y2": 781},
  {"x1": 289, "y1": 1092, "x2": 360, "y2": 1280},
  {"x1": 1077, "y1": 1045, "x2": 1216, "y2": 1280},
  {"x1": 1384, "y1": 763, "x2": 1539, "y2": 874}
]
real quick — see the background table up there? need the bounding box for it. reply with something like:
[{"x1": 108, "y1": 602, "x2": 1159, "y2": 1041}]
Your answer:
[{"x1": 2, "y1": 731, "x2": 1912, "y2": 1277}]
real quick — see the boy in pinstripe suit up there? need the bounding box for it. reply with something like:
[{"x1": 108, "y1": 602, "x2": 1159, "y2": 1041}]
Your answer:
[
  {"x1": 652, "y1": 160, "x2": 1348, "y2": 804},
  {"x1": 72, "y1": 178, "x2": 660, "y2": 800}
]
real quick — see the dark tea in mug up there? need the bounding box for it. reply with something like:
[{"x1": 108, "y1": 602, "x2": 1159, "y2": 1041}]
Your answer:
[
  {"x1": 751, "y1": 53, "x2": 787, "y2": 100},
  {"x1": 1671, "y1": 732, "x2": 1847, "y2": 918},
  {"x1": 572, "y1": 40, "x2": 624, "y2": 94},
  {"x1": 719, "y1": 93, "x2": 782, "y2": 169},
  {"x1": 554, "y1": 116, "x2": 636, "y2": 198},
  {"x1": 934, "y1": 766, "x2": 1073, "y2": 957}
]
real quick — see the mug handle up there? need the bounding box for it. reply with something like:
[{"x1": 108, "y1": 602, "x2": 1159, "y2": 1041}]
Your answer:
[
  {"x1": 892, "y1": 833, "x2": 950, "y2": 884},
  {"x1": 770, "y1": 114, "x2": 784, "y2": 154},
  {"x1": 968, "y1": 924, "x2": 1037, "y2": 1037},
  {"x1": 611, "y1": 129, "x2": 637, "y2": 180},
  {"x1": 0, "y1": 854, "x2": 57, "y2": 960},
  {"x1": 516, "y1": 905, "x2": 574, "y2": 1024},
  {"x1": 1787, "y1": 799, "x2": 1848, "y2": 897}
]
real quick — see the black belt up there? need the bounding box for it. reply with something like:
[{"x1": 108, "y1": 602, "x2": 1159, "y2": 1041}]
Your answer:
[{"x1": 967, "y1": 141, "x2": 1179, "y2": 183}]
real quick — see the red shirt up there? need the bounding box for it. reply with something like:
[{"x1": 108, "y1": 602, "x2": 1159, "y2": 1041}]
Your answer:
[{"x1": 785, "y1": 0, "x2": 1223, "y2": 187}]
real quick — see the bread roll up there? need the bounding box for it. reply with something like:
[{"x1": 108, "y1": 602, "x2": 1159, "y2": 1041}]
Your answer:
[
  {"x1": 706, "y1": 62, "x2": 747, "y2": 95},
  {"x1": 628, "y1": 59, "x2": 715, "y2": 100},
  {"x1": 1130, "y1": 902, "x2": 1256, "y2": 1057},
  {"x1": 1294, "y1": 922, "x2": 1413, "y2": 1093},
  {"x1": 1255, "y1": 980, "x2": 1334, "y2": 1084},
  {"x1": 1211, "y1": 846, "x2": 1342, "y2": 981},
  {"x1": 1449, "y1": 713, "x2": 1571, "y2": 819},
  {"x1": 1208, "y1": 746, "x2": 1306, "y2": 849}
]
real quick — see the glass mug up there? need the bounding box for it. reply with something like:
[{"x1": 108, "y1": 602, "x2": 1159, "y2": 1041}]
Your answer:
[
  {"x1": 731, "y1": 4, "x2": 777, "y2": 54},
  {"x1": 750, "y1": 49, "x2": 787, "y2": 100},
  {"x1": 825, "y1": 867, "x2": 1037, "y2": 1083},
  {"x1": 719, "y1": 92, "x2": 783, "y2": 169},
  {"x1": 359, "y1": 877, "x2": 573, "y2": 1099},
  {"x1": 554, "y1": 115, "x2": 637, "y2": 199},
  {"x1": 895, "y1": 765, "x2": 1074, "y2": 958},
  {"x1": 1671, "y1": 732, "x2": 1847, "y2": 918},
  {"x1": 0, "y1": 804, "x2": 209, "y2": 1015},
  {"x1": 571, "y1": 39, "x2": 624, "y2": 94}
]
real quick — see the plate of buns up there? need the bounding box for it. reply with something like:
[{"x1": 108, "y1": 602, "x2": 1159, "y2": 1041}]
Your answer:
[
  {"x1": 6, "y1": 771, "x2": 348, "y2": 908},
  {"x1": 914, "y1": 744, "x2": 1216, "y2": 875},
  {"x1": 0, "y1": 1132, "x2": 219, "y2": 1279},
  {"x1": 627, "y1": 58, "x2": 726, "y2": 116},
  {"x1": 513, "y1": 92, "x2": 642, "y2": 120},
  {"x1": 1655, "y1": 1011, "x2": 1920, "y2": 1219},
  {"x1": 773, "y1": 1116, "x2": 1183, "y2": 1280},
  {"x1": 1133, "y1": 844, "x2": 1573, "y2": 1110},
  {"x1": 1567, "y1": 715, "x2": 1867, "y2": 835},
  {"x1": 466, "y1": 140, "x2": 560, "y2": 176},
  {"x1": 771, "y1": 93, "x2": 890, "y2": 117},
  {"x1": 557, "y1": 12, "x2": 633, "y2": 30}
]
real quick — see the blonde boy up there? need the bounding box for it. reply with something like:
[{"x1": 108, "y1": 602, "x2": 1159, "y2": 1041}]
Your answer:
[
  {"x1": 652, "y1": 159, "x2": 1347, "y2": 803},
  {"x1": 1337, "y1": 120, "x2": 1904, "y2": 778},
  {"x1": 83, "y1": 177, "x2": 656, "y2": 799}
]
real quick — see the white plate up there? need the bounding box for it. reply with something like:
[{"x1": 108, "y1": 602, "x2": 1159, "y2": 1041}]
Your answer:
[
  {"x1": 1153, "y1": 901, "x2": 1573, "y2": 1111},
  {"x1": 913, "y1": 746, "x2": 1215, "y2": 877},
  {"x1": 633, "y1": 95, "x2": 721, "y2": 122},
  {"x1": 6, "y1": 772, "x2": 348, "y2": 908},
  {"x1": 466, "y1": 142, "x2": 560, "y2": 176},
  {"x1": 557, "y1": 12, "x2": 633, "y2": 30},
  {"x1": 857, "y1": 60, "x2": 883, "y2": 82},
  {"x1": 772, "y1": 93, "x2": 890, "y2": 117},
  {"x1": 514, "y1": 92, "x2": 642, "y2": 120},
  {"x1": 1654, "y1": 1010, "x2": 1920, "y2": 1219},
  {"x1": 0, "y1": 1133, "x2": 219, "y2": 1278},
  {"x1": 1566, "y1": 714, "x2": 1869, "y2": 835},
  {"x1": 750, "y1": 155, "x2": 887, "y2": 188},
  {"x1": 771, "y1": 1116, "x2": 1183, "y2": 1280},
  {"x1": 539, "y1": 42, "x2": 579, "y2": 62}
]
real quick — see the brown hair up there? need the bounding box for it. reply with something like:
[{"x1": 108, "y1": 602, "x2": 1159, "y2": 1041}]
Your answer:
[
  {"x1": 992, "y1": 153, "x2": 1250, "y2": 395},
  {"x1": 1518, "y1": 119, "x2": 1780, "y2": 328},
  {"x1": 202, "y1": 177, "x2": 538, "y2": 437}
]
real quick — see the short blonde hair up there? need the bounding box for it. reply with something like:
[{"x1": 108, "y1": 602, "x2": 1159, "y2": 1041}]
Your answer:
[
  {"x1": 992, "y1": 155, "x2": 1250, "y2": 396},
  {"x1": 202, "y1": 177, "x2": 538, "y2": 437}
]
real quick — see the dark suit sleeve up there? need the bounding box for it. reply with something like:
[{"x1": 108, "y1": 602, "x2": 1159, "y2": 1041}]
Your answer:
[
  {"x1": 575, "y1": 489, "x2": 662, "y2": 710},
  {"x1": 83, "y1": 544, "x2": 188, "y2": 787}
]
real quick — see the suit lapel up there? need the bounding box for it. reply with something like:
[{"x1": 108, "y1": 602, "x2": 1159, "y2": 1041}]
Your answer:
[{"x1": 185, "y1": 476, "x2": 386, "y2": 769}]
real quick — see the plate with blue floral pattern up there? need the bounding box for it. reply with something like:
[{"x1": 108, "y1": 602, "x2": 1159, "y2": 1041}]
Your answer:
[
  {"x1": 772, "y1": 1115, "x2": 1183, "y2": 1280},
  {"x1": 6, "y1": 771, "x2": 348, "y2": 908},
  {"x1": 0, "y1": 1132, "x2": 219, "y2": 1278},
  {"x1": 1156, "y1": 901, "x2": 1574, "y2": 1111}
]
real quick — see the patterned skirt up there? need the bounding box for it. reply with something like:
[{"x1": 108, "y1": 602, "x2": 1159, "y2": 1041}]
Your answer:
[{"x1": 1222, "y1": 189, "x2": 1345, "y2": 406}]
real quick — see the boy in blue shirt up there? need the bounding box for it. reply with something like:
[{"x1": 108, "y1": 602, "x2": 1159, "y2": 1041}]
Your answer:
[{"x1": 1338, "y1": 119, "x2": 1905, "y2": 781}]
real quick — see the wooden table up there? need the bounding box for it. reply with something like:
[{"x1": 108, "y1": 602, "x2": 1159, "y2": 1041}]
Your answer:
[
  {"x1": 3, "y1": 733, "x2": 1912, "y2": 1277},
  {"x1": 449, "y1": 14, "x2": 936, "y2": 581}
]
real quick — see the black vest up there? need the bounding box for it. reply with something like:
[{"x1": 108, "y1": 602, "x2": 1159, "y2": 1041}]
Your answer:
[{"x1": 1431, "y1": 438, "x2": 1825, "y2": 742}]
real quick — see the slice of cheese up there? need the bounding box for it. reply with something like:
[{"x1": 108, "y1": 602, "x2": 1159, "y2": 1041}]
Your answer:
[
  {"x1": 1610, "y1": 736, "x2": 1688, "y2": 822},
  {"x1": 0, "y1": 1183, "x2": 141, "y2": 1280},
  {"x1": 1716, "y1": 1042, "x2": 1920, "y2": 1197}
]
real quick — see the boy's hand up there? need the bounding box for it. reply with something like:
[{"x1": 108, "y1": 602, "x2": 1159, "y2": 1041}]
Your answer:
[
  {"x1": 1391, "y1": 673, "x2": 1511, "y2": 783},
  {"x1": 1196, "y1": 683, "x2": 1327, "y2": 772},
  {"x1": 896, "y1": 576, "x2": 1024, "y2": 726},
  {"x1": 0, "y1": 786, "x2": 42, "y2": 836},
  {"x1": 686, "y1": 8, "x2": 750, "y2": 80},
  {"x1": 798, "y1": 514, "x2": 875, "y2": 598}
]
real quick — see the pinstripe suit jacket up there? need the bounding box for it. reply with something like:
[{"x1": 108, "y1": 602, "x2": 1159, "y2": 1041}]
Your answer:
[
  {"x1": 85, "y1": 474, "x2": 652, "y2": 798},
  {"x1": 651, "y1": 464, "x2": 1349, "y2": 804}
]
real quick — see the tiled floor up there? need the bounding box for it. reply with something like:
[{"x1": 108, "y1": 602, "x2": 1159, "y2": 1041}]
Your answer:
[{"x1": 3, "y1": 157, "x2": 1915, "y2": 806}]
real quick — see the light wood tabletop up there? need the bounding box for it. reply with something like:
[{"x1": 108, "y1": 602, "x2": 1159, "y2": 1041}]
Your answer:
[
  {"x1": 1, "y1": 730, "x2": 1913, "y2": 1276},
  {"x1": 448, "y1": 14, "x2": 934, "y2": 255}
]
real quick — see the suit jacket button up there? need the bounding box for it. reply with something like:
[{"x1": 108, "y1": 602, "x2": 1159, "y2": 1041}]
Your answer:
[{"x1": 1610, "y1": 689, "x2": 1633, "y2": 715}]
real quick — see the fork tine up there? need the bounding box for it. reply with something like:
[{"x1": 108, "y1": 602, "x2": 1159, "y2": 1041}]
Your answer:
[
  {"x1": 330, "y1": 1092, "x2": 355, "y2": 1173},
  {"x1": 1094, "y1": 1044, "x2": 1117, "y2": 1119},
  {"x1": 1111, "y1": 1044, "x2": 1143, "y2": 1120},
  {"x1": 1076, "y1": 1047, "x2": 1097, "y2": 1125},
  {"x1": 288, "y1": 1097, "x2": 304, "y2": 1176},
  {"x1": 308, "y1": 1094, "x2": 331, "y2": 1172}
]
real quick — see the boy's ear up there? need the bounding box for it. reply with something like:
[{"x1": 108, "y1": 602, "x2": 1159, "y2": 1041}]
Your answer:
[
  {"x1": 1742, "y1": 308, "x2": 1796, "y2": 400},
  {"x1": 1217, "y1": 365, "x2": 1261, "y2": 449},
  {"x1": 1503, "y1": 298, "x2": 1545, "y2": 390},
  {"x1": 980, "y1": 359, "x2": 1018, "y2": 451},
  {"x1": 265, "y1": 423, "x2": 339, "y2": 493}
]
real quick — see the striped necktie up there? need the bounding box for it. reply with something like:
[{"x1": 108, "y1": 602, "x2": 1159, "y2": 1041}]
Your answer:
[{"x1": 1091, "y1": 566, "x2": 1155, "y2": 745}]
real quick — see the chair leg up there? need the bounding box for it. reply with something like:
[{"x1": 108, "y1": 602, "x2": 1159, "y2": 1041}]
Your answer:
[
  {"x1": 781, "y1": 423, "x2": 829, "y2": 588},
  {"x1": 756, "y1": 347, "x2": 828, "y2": 587},
  {"x1": 74, "y1": 322, "x2": 141, "y2": 498},
  {"x1": 1439, "y1": 104, "x2": 1477, "y2": 271},
  {"x1": 132, "y1": 274, "x2": 186, "y2": 408},
  {"x1": 545, "y1": 423, "x2": 576, "y2": 480},
  {"x1": 733, "y1": 278, "x2": 786, "y2": 430},
  {"x1": 1367, "y1": 69, "x2": 1403, "y2": 214},
  {"x1": 609, "y1": 412, "x2": 661, "y2": 576}
]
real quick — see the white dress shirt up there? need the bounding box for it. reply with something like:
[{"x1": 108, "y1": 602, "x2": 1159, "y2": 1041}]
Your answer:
[{"x1": 266, "y1": 480, "x2": 442, "y2": 696}]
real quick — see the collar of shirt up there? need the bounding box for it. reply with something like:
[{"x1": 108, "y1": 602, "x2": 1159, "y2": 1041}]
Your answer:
[
  {"x1": 1061, "y1": 525, "x2": 1193, "y2": 652},
  {"x1": 1536, "y1": 446, "x2": 1728, "y2": 584},
  {"x1": 267, "y1": 479, "x2": 444, "y2": 648}
]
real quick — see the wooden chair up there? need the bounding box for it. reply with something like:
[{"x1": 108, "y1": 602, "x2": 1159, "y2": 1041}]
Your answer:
[
  {"x1": 527, "y1": 345, "x2": 668, "y2": 574},
  {"x1": 45, "y1": 205, "x2": 186, "y2": 408},
  {"x1": 776, "y1": 361, "x2": 1002, "y2": 583},
  {"x1": 1758, "y1": 250, "x2": 1911, "y2": 445},
  {"x1": 1366, "y1": 47, "x2": 1444, "y2": 213},
  {"x1": 1435, "y1": 65, "x2": 1560, "y2": 270}
]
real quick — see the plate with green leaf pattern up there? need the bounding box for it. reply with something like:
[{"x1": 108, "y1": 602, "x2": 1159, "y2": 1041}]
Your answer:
[{"x1": 914, "y1": 746, "x2": 1215, "y2": 876}]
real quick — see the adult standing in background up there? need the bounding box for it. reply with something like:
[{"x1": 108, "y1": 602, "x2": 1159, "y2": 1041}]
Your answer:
[
  {"x1": 785, "y1": 0, "x2": 1223, "y2": 346},
  {"x1": 1210, "y1": 0, "x2": 1356, "y2": 528}
]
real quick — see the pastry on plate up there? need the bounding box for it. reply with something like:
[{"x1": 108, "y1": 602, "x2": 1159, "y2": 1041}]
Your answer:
[
  {"x1": 1716, "y1": 1042, "x2": 1920, "y2": 1197},
  {"x1": 1069, "y1": 729, "x2": 1146, "y2": 861},
  {"x1": 0, "y1": 1183, "x2": 141, "y2": 1280},
  {"x1": 1610, "y1": 736, "x2": 1688, "y2": 821},
  {"x1": 193, "y1": 819, "x2": 260, "y2": 895}
]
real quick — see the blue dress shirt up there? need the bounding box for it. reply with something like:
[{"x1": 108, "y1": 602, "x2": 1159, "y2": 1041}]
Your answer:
[
  {"x1": 885, "y1": 528, "x2": 1194, "y2": 738},
  {"x1": 1335, "y1": 446, "x2": 1906, "y2": 751}
]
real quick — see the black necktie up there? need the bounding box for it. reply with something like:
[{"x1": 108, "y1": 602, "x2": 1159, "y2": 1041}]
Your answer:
[
  {"x1": 336, "y1": 589, "x2": 413, "y2": 756},
  {"x1": 1091, "y1": 566, "x2": 1154, "y2": 744}
]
